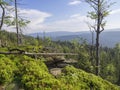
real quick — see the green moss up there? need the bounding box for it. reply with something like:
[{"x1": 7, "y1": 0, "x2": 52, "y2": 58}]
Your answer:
[
  {"x1": 58, "y1": 65, "x2": 120, "y2": 90},
  {"x1": 0, "y1": 55, "x2": 119, "y2": 90},
  {"x1": 0, "y1": 56, "x2": 17, "y2": 85}
]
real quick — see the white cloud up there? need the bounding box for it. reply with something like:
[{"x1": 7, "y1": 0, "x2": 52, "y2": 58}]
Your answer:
[
  {"x1": 5, "y1": 8, "x2": 91, "y2": 33},
  {"x1": 43, "y1": 14, "x2": 92, "y2": 32},
  {"x1": 3, "y1": 8, "x2": 52, "y2": 33},
  {"x1": 19, "y1": 9, "x2": 51, "y2": 23},
  {"x1": 19, "y1": 9, "x2": 52, "y2": 33},
  {"x1": 110, "y1": 9, "x2": 120, "y2": 15},
  {"x1": 68, "y1": 0, "x2": 81, "y2": 5},
  {"x1": 3, "y1": 7, "x2": 120, "y2": 34},
  {"x1": 105, "y1": 10, "x2": 120, "y2": 30}
]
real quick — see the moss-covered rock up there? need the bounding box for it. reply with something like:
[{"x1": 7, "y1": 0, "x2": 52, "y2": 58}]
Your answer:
[
  {"x1": 58, "y1": 65, "x2": 120, "y2": 90},
  {"x1": 0, "y1": 55, "x2": 119, "y2": 90}
]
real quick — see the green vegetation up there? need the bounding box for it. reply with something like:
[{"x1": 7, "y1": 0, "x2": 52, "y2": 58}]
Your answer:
[
  {"x1": 0, "y1": 55, "x2": 16, "y2": 85},
  {"x1": 0, "y1": 30, "x2": 119, "y2": 90},
  {"x1": 0, "y1": 30, "x2": 119, "y2": 89},
  {"x1": 0, "y1": 0, "x2": 120, "y2": 89},
  {"x1": 59, "y1": 66, "x2": 119, "y2": 90},
  {"x1": 0, "y1": 55, "x2": 119, "y2": 90}
]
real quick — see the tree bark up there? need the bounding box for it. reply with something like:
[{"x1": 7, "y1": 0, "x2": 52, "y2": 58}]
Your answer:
[
  {"x1": 95, "y1": 0, "x2": 100, "y2": 76},
  {"x1": 96, "y1": 31, "x2": 100, "y2": 75},
  {"x1": 0, "y1": 4, "x2": 5, "y2": 47},
  {"x1": 0, "y1": 4, "x2": 5, "y2": 30},
  {"x1": 15, "y1": 0, "x2": 19, "y2": 45}
]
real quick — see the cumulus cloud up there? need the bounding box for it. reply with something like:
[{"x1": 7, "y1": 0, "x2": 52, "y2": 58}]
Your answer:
[
  {"x1": 4, "y1": 8, "x2": 120, "y2": 34},
  {"x1": 19, "y1": 9, "x2": 52, "y2": 33},
  {"x1": 3, "y1": 7, "x2": 91, "y2": 33},
  {"x1": 5, "y1": 7, "x2": 91, "y2": 33},
  {"x1": 68, "y1": 0, "x2": 81, "y2": 5},
  {"x1": 19, "y1": 9, "x2": 51, "y2": 23},
  {"x1": 43, "y1": 14, "x2": 92, "y2": 32},
  {"x1": 3, "y1": 8, "x2": 52, "y2": 33}
]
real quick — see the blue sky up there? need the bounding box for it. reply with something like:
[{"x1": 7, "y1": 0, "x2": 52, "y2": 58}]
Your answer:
[{"x1": 7, "y1": 0, "x2": 120, "y2": 33}]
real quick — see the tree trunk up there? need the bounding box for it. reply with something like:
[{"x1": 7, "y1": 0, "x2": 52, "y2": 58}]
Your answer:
[
  {"x1": 95, "y1": 0, "x2": 100, "y2": 76},
  {"x1": 0, "y1": 4, "x2": 5, "y2": 47},
  {"x1": 90, "y1": 31, "x2": 94, "y2": 56},
  {"x1": 90, "y1": 31, "x2": 95, "y2": 66},
  {"x1": 0, "y1": 4, "x2": 5, "y2": 30},
  {"x1": 15, "y1": 0, "x2": 19, "y2": 45},
  {"x1": 95, "y1": 31, "x2": 100, "y2": 75}
]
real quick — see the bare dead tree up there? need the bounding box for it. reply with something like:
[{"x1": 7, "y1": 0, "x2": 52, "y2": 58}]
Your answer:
[
  {"x1": 86, "y1": 22, "x2": 95, "y2": 65},
  {"x1": 14, "y1": 0, "x2": 20, "y2": 45},
  {"x1": 0, "y1": 3, "x2": 5, "y2": 30},
  {"x1": 85, "y1": 0, "x2": 113, "y2": 75}
]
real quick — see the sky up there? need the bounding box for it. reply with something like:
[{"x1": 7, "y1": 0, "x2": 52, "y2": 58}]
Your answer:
[{"x1": 2, "y1": 0, "x2": 120, "y2": 34}]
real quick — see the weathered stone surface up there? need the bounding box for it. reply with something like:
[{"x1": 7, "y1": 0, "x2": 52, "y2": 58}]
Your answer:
[{"x1": 50, "y1": 68, "x2": 62, "y2": 76}]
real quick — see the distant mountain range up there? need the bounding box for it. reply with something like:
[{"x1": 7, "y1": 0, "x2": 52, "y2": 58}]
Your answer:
[{"x1": 28, "y1": 29, "x2": 120, "y2": 47}]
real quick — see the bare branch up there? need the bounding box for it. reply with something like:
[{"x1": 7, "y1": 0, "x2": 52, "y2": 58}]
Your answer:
[{"x1": 99, "y1": 24, "x2": 104, "y2": 33}]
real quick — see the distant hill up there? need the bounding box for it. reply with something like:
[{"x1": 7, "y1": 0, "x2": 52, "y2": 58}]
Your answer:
[
  {"x1": 29, "y1": 31, "x2": 80, "y2": 38},
  {"x1": 29, "y1": 29, "x2": 120, "y2": 47}
]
